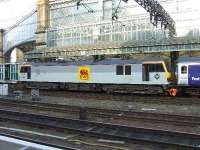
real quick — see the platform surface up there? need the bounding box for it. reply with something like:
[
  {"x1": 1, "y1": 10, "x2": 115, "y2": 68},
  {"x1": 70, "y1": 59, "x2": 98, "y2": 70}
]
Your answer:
[{"x1": 0, "y1": 135, "x2": 61, "y2": 150}]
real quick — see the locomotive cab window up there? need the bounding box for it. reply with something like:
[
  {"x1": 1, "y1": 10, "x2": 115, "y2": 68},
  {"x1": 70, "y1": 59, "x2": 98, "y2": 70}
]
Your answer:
[
  {"x1": 125, "y1": 65, "x2": 131, "y2": 75},
  {"x1": 149, "y1": 64, "x2": 164, "y2": 72},
  {"x1": 116, "y1": 65, "x2": 123, "y2": 75},
  {"x1": 181, "y1": 66, "x2": 187, "y2": 74},
  {"x1": 20, "y1": 66, "x2": 29, "y2": 73},
  {"x1": 20, "y1": 66, "x2": 31, "y2": 79}
]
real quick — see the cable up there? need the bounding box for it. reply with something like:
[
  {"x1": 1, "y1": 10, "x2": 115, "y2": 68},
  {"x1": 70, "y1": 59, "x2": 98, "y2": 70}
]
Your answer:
[
  {"x1": 112, "y1": 0, "x2": 122, "y2": 20},
  {"x1": 76, "y1": 0, "x2": 95, "y2": 13}
]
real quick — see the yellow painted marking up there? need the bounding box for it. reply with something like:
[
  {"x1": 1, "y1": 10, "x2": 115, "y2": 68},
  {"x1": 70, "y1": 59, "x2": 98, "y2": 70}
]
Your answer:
[
  {"x1": 78, "y1": 66, "x2": 90, "y2": 81},
  {"x1": 162, "y1": 62, "x2": 171, "y2": 80}
]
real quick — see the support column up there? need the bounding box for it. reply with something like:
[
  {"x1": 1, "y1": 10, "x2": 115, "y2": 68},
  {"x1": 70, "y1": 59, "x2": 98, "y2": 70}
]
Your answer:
[
  {"x1": 0, "y1": 29, "x2": 4, "y2": 63},
  {"x1": 15, "y1": 48, "x2": 24, "y2": 63},
  {"x1": 36, "y1": 0, "x2": 50, "y2": 50},
  {"x1": 170, "y1": 51, "x2": 179, "y2": 81}
]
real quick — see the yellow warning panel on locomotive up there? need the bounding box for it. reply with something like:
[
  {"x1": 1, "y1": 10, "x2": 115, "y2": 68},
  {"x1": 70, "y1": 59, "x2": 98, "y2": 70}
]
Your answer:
[{"x1": 78, "y1": 66, "x2": 90, "y2": 81}]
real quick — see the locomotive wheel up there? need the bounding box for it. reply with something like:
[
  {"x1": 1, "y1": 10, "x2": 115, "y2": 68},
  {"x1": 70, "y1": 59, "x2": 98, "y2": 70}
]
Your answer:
[{"x1": 168, "y1": 88, "x2": 177, "y2": 97}]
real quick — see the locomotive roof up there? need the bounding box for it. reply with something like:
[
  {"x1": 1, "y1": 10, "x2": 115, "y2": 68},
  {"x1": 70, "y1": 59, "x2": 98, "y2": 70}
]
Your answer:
[{"x1": 31, "y1": 58, "x2": 140, "y2": 66}]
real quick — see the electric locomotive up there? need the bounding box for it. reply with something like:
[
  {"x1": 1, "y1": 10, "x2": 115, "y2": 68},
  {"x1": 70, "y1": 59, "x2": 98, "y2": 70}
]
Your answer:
[{"x1": 0, "y1": 57, "x2": 200, "y2": 96}]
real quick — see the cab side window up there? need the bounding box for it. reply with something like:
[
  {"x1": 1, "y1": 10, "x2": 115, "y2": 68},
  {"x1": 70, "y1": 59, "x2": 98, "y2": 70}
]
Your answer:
[
  {"x1": 116, "y1": 65, "x2": 132, "y2": 75},
  {"x1": 181, "y1": 66, "x2": 187, "y2": 74}
]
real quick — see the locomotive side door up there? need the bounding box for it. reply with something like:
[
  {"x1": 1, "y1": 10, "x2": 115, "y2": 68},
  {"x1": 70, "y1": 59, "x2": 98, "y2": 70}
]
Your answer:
[
  {"x1": 142, "y1": 64, "x2": 149, "y2": 81},
  {"x1": 178, "y1": 65, "x2": 188, "y2": 85}
]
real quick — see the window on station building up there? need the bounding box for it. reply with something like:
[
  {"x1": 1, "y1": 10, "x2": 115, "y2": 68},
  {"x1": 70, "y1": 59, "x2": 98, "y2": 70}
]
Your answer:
[
  {"x1": 116, "y1": 65, "x2": 123, "y2": 75},
  {"x1": 181, "y1": 66, "x2": 187, "y2": 74},
  {"x1": 125, "y1": 65, "x2": 131, "y2": 75}
]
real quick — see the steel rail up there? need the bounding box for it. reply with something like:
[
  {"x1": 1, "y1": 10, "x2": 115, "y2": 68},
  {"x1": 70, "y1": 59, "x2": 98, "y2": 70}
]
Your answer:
[{"x1": 0, "y1": 109, "x2": 199, "y2": 149}]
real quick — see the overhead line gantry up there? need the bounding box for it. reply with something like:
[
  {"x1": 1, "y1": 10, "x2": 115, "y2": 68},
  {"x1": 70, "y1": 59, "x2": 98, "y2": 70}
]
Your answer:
[{"x1": 113, "y1": 0, "x2": 176, "y2": 36}]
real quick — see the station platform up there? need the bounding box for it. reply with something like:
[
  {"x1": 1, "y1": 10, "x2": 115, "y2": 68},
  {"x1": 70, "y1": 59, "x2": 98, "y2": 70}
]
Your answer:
[{"x1": 0, "y1": 135, "x2": 61, "y2": 150}]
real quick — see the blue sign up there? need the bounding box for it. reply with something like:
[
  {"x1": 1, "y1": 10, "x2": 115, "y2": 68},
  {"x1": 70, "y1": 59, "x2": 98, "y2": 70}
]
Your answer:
[{"x1": 188, "y1": 65, "x2": 200, "y2": 86}]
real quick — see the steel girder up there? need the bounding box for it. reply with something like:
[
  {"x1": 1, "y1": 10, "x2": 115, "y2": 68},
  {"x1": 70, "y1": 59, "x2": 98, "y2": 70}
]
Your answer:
[
  {"x1": 25, "y1": 38, "x2": 200, "y2": 60},
  {"x1": 122, "y1": 0, "x2": 176, "y2": 36}
]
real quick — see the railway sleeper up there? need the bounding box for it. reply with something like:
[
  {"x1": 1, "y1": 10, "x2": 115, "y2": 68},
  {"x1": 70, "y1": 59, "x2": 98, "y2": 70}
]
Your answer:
[{"x1": 185, "y1": 87, "x2": 200, "y2": 96}]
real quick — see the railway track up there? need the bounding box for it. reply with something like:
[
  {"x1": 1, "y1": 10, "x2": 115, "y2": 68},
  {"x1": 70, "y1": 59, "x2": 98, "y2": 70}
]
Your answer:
[
  {"x1": 0, "y1": 99, "x2": 199, "y2": 128},
  {"x1": 0, "y1": 109, "x2": 199, "y2": 149},
  {"x1": 9, "y1": 84, "x2": 200, "y2": 105},
  {"x1": 40, "y1": 90, "x2": 200, "y2": 105}
]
